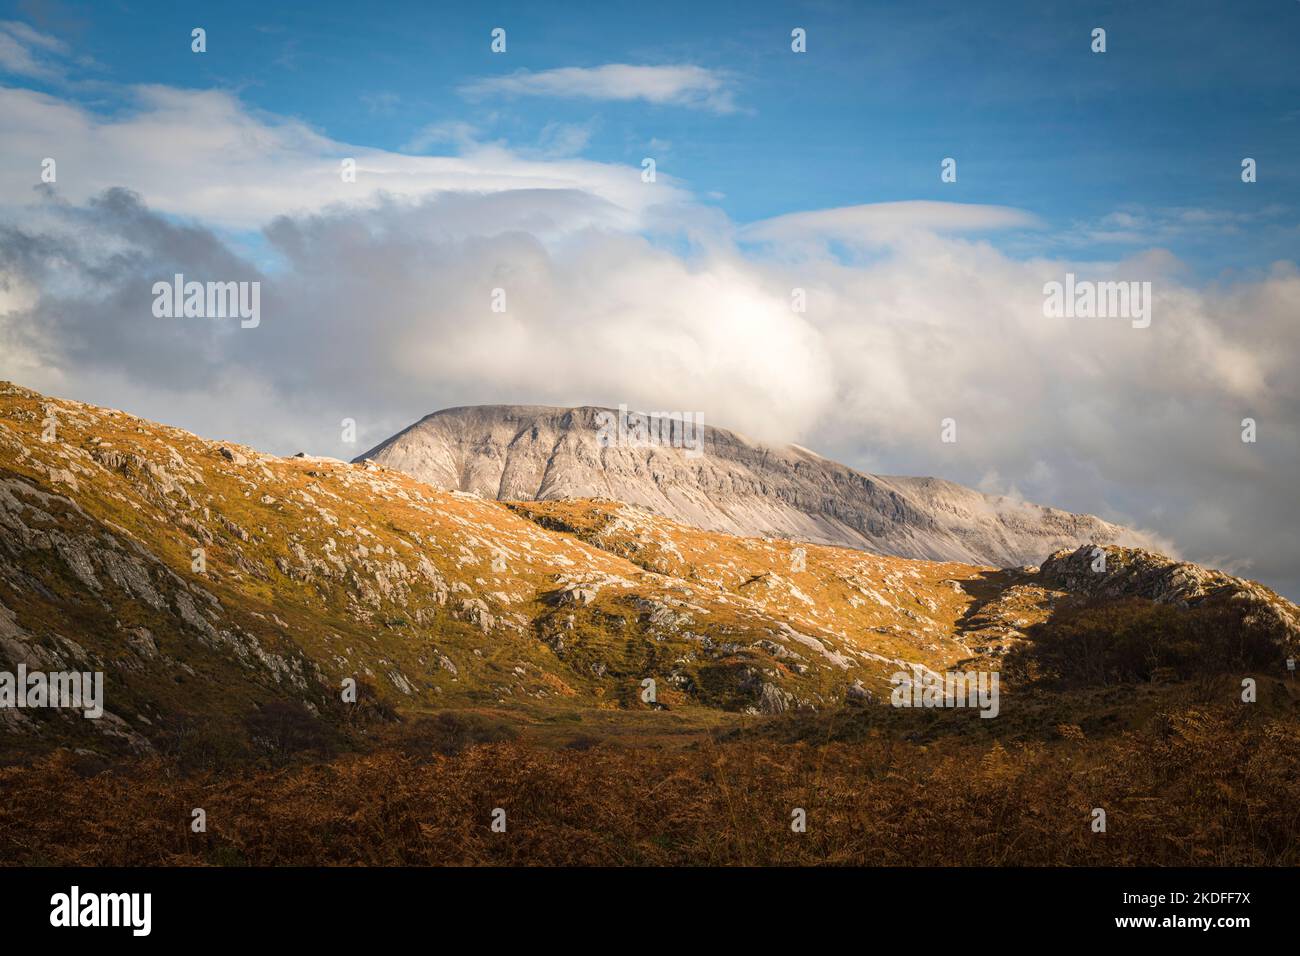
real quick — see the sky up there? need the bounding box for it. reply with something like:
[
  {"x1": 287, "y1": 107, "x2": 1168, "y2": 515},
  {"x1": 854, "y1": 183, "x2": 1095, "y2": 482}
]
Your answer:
[{"x1": 0, "y1": 0, "x2": 1297, "y2": 595}]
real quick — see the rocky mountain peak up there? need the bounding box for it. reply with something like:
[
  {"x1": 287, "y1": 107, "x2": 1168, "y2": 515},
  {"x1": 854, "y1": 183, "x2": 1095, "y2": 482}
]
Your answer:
[{"x1": 357, "y1": 403, "x2": 1160, "y2": 569}]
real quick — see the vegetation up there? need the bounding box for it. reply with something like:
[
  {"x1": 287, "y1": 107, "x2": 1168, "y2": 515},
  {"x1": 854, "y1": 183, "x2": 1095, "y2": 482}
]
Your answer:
[
  {"x1": 2, "y1": 699, "x2": 1297, "y2": 866},
  {"x1": 1007, "y1": 598, "x2": 1287, "y2": 686}
]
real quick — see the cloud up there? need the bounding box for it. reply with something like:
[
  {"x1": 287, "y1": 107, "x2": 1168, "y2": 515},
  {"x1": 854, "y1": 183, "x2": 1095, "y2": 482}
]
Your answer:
[
  {"x1": 1068, "y1": 204, "x2": 1292, "y2": 246},
  {"x1": 0, "y1": 85, "x2": 688, "y2": 231},
  {"x1": 460, "y1": 64, "x2": 739, "y2": 113},
  {"x1": 741, "y1": 201, "x2": 1044, "y2": 245},
  {"x1": 401, "y1": 119, "x2": 482, "y2": 153},
  {"x1": 0, "y1": 19, "x2": 68, "y2": 79},
  {"x1": 530, "y1": 121, "x2": 595, "y2": 158}
]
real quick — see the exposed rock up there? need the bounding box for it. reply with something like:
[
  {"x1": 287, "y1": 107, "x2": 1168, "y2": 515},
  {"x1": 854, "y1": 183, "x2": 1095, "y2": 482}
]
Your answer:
[
  {"x1": 556, "y1": 586, "x2": 597, "y2": 607},
  {"x1": 356, "y1": 405, "x2": 1160, "y2": 568},
  {"x1": 457, "y1": 598, "x2": 495, "y2": 633},
  {"x1": 125, "y1": 627, "x2": 160, "y2": 660},
  {"x1": 756, "y1": 682, "x2": 794, "y2": 714},
  {"x1": 845, "y1": 680, "x2": 873, "y2": 703}
]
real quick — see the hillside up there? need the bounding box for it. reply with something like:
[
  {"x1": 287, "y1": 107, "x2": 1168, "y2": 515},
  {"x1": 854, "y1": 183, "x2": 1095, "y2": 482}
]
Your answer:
[{"x1": 0, "y1": 382, "x2": 1294, "y2": 763}]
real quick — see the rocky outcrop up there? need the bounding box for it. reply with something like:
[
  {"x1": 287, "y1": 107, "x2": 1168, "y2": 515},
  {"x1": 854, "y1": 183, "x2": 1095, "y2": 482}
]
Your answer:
[{"x1": 1040, "y1": 545, "x2": 1300, "y2": 648}]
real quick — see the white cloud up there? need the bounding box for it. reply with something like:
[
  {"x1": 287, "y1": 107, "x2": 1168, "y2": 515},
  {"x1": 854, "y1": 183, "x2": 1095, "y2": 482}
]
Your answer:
[
  {"x1": 1067, "y1": 204, "x2": 1291, "y2": 246},
  {"x1": 0, "y1": 85, "x2": 688, "y2": 231},
  {"x1": 0, "y1": 20, "x2": 68, "y2": 80},
  {"x1": 401, "y1": 119, "x2": 482, "y2": 153},
  {"x1": 741, "y1": 201, "x2": 1043, "y2": 245},
  {"x1": 530, "y1": 121, "x2": 595, "y2": 158},
  {"x1": 460, "y1": 64, "x2": 739, "y2": 113}
]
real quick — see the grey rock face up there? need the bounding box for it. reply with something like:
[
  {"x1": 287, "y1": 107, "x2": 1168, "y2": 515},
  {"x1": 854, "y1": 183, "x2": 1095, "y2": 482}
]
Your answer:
[
  {"x1": 357, "y1": 405, "x2": 1158, "y2": 569},
  {"x1": 1039, "y1": 545, "x2": 1221, "y2": 605},
  {"x1": 756, "y1": 682, "x2": 794, "y2": 714}
]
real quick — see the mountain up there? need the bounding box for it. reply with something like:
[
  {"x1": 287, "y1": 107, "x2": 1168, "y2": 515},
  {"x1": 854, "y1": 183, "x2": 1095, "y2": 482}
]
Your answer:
[
  {"x1": 356, "y1": 404, "x2": 1157, "y2": 568},
  {"x1": 0, "y1": 382, "x2": 1293, "y2": 763}
]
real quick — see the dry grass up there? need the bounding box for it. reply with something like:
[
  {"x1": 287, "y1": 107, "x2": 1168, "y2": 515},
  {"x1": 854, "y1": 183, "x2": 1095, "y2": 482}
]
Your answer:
[{"x1": 2, "y1": 704, "x2": 1296, "y2": 866}]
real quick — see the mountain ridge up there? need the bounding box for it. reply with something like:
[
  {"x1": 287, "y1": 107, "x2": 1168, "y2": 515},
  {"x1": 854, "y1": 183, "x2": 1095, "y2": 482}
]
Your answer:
[{"x1": 357, "y1": 403, "x2": 1161, "y2": 569}]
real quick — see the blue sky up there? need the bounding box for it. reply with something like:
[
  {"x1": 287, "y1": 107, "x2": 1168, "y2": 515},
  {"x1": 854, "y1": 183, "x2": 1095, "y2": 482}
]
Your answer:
[
  {"x1": 9, "y1": 0, "x2": 1299, "y2": 274},
  {"x1": 1, "y1": 0, "x2": 1298, "y2": 596}
]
